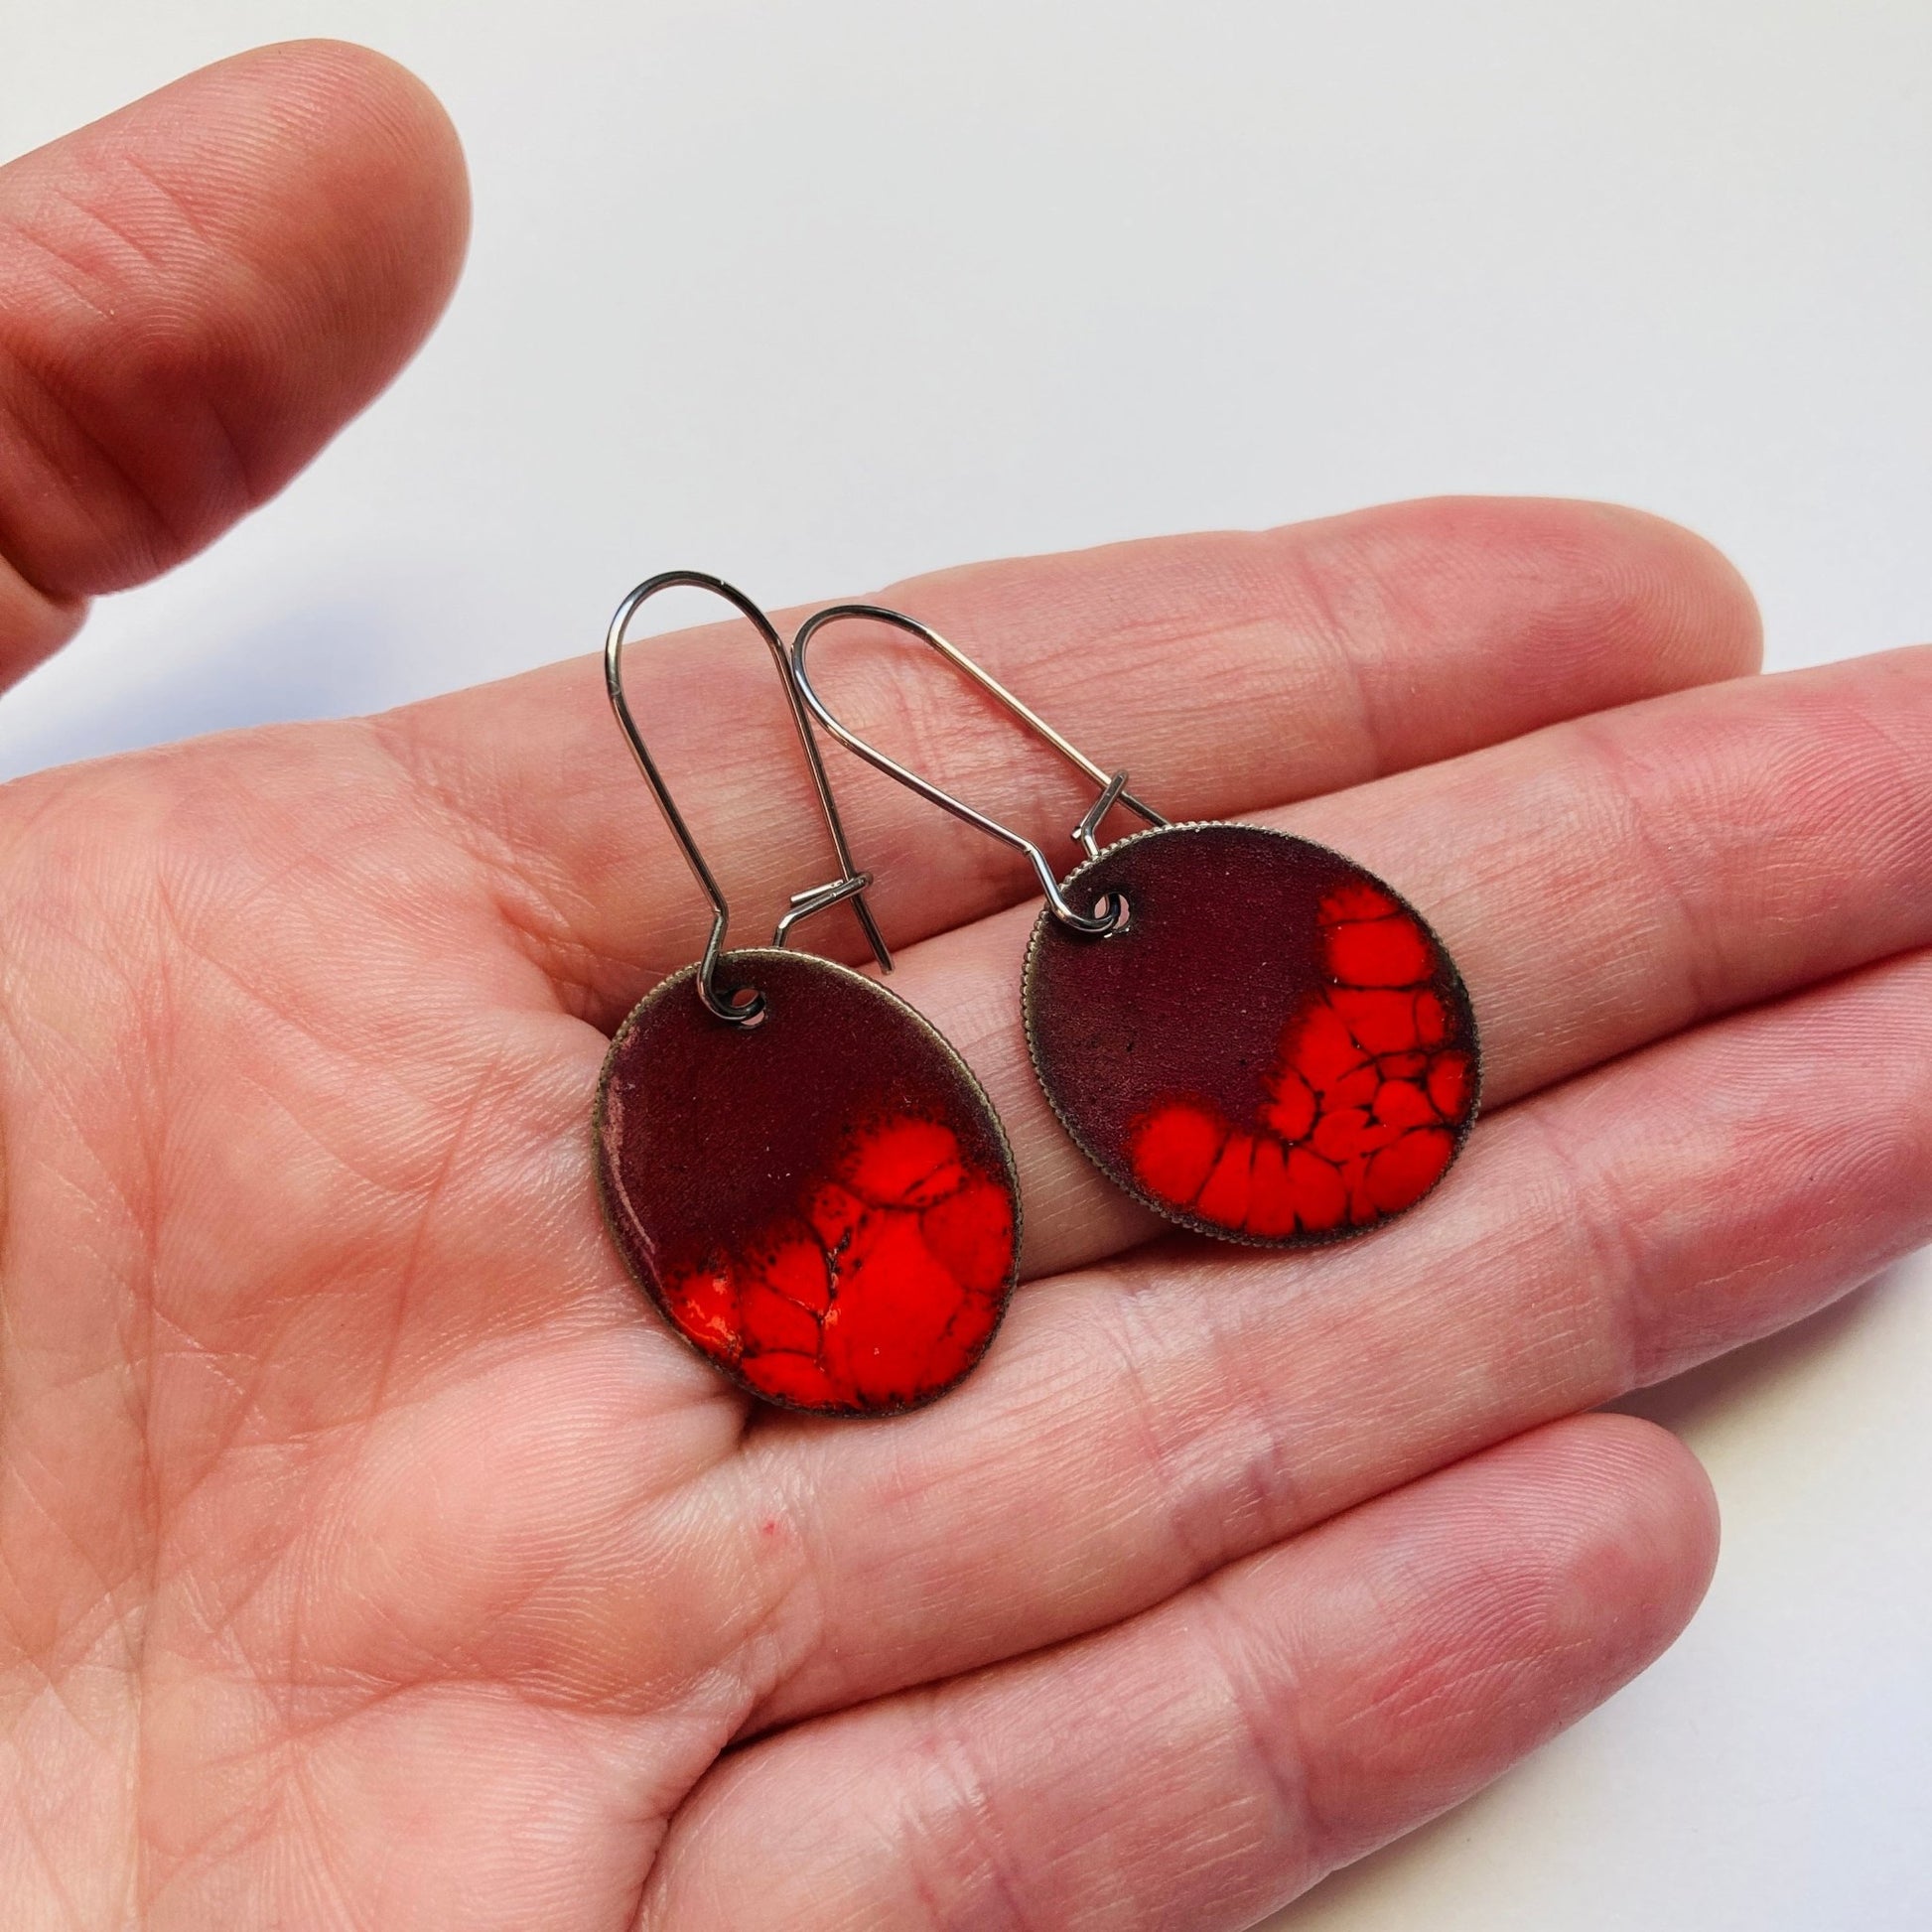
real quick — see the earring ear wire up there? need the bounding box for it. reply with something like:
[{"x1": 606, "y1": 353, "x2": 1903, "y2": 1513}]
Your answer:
[
  {"x1": 605, "y1": 571, "x2": 893, "y2": 1024},
  {"x1": 789, "y1": 602, "x2": 1166, "y2": 934}
]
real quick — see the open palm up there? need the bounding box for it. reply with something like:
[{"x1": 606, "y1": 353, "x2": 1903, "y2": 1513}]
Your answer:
[{"x1": 4, "y1": 44, "x2": 1928, "y2": 1932}]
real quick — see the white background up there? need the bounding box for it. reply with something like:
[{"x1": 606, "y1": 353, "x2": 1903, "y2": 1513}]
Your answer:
[{"x1": 2, "y1": 4, "x2": 1927, "y2": 1925}]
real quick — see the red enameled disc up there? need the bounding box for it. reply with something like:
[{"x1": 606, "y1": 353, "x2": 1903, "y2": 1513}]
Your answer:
[
  {"x1": 1024, "y1": 823, "x2": 1479, "y2": 1247},
  {"x1": 595, "y1": 949, "x2": 1020, "y2": 1415}
]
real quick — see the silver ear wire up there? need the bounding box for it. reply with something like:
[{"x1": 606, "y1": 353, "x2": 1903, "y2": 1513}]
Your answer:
[
  {"x1": 605, "y1": 572, "x2": 893, "y2": 1025},
  {"x1": 789, "y1": 604, "x2": 1166, "y2": 934}
]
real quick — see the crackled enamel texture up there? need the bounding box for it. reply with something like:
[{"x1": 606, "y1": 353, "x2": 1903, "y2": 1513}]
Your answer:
[
  {"x1": 596, "y1": 950, "x2": 1019, "y2": 1415},
  {"x1": 1024, "y1": 824, "x2": 1478, "y2": 1246}
]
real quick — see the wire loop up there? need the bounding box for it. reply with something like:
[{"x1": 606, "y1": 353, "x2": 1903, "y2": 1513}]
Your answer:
[
  {"x1": 605, "y1": 572, "x2": 893, "y2": 1025},
  {"x1": 789, "y1": 604, "x2": 1166, "y2": 934}
]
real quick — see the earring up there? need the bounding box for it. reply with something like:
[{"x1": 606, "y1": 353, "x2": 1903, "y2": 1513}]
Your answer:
[
  {"x1": 790, "y1": 605, "x2": 1479, "y2": 1249},
  {"x1": 594, "y1": 574, "x2": 1021, "y2": 1416}
]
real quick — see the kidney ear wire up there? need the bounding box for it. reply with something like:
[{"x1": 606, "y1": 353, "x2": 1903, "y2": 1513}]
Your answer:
[
  {"x1": 789, "y1": 602, "x2": 1166, "y2": 935},
  {"x1": 605, "y1": 571, "x2": 894, "y2": 1025}
]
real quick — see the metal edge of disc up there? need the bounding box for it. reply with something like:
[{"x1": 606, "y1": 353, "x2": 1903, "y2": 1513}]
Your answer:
[
  {"x1": 1019, "y1": 819, "x2": 1483, "y2": 1250},
  {"x1": 592, "y1": 947, "x2": 1025, "y2": 1417}
]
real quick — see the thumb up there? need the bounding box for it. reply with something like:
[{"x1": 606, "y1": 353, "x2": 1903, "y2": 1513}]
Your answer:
[{"x1": 0, "y1": 39, "x2": 470, "y2": 689}]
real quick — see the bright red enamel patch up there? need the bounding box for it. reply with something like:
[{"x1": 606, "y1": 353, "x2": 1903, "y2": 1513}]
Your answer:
[
  {"x1": 597, "y1": 949, "x2": 1021, "y2": 1415},
  {"x1": 1125, "y1": 883, "x2": 1471, "y2": 1238},
  {"x1": 1025, "y1": 823, "x2": 1479, "y2": 1248},
  {"x1": 661, "y1": 1116, "x2": 1014, "y2": 1412}
]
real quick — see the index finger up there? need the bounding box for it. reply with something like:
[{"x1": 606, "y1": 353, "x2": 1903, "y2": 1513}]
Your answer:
[{"x1": 384, "y1": 495, "x2": 1760, "y2": 1021}]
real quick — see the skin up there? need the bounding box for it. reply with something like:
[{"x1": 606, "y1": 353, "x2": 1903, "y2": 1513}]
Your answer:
[{"x1": 0, "y1": 38, "x2": 1926, "y2": 1932}]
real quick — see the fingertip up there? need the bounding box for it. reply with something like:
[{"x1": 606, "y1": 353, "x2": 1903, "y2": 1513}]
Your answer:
[
  {"x1": 1577, "y1": 497, "x2": 1765, "y2": 682},
  {"x1": 1263, "y1": 1414, "x2": 1722, "y2": 1875},
  {"x1": 1303, "y1": 494, "x2": 1759, "y2": 704},
  {"x1": 1543, "y1": 1410, "x2": 1723, "y2": 1650},
  {"x1": 221, "y1": 38, "x2": 474, "y2": 327},
  {"x1": 0, "y1": 38, "x2": 472, "y2": 608},
  {"x1": 1416, "y1": 1413, "x2": 1722, "y2": 1741}
]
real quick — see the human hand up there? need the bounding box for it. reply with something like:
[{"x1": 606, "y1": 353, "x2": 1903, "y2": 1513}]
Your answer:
[{"x1": 3, "y1": 43, "x2": 1926, "y2": 1931}]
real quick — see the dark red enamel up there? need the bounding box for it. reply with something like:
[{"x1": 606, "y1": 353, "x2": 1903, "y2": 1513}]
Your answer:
[
  {"x1": 1023, "y1": 823, "x2": 1479, "y2": 1246},
  {"x1": 596, "y1": 949, "x2": 1019, "y2": 1415}
]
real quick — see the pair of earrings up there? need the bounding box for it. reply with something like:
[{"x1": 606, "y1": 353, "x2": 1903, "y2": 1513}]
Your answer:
[{"x1": 594, "y1": 573, "x2": 1480, "y2": 1418}]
